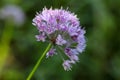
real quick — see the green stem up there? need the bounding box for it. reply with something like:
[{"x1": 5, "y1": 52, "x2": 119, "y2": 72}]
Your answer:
[
  {"x1": 26, "y1": 43, "x2": 52, "y2": 80},
  {"x1": 1, "y1": 19, "x2": 14, "y2": 45},
  {"x1": 0, "y1": 20, "x2": 14, "y2": 74}
]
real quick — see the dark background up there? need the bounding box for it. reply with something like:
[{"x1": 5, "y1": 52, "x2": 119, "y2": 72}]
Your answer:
[{"x1": 0, "y1": 0, "x2": 120, "y2": 80}]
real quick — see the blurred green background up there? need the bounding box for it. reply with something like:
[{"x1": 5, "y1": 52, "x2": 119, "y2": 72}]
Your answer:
[{"x1": 0, "y1": 0, "x2": 120, "y2": 80}]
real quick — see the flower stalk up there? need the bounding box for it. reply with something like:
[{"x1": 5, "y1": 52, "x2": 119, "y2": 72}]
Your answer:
[{"x1": 26, "y1": 43, "x2": 52, "y2": 80}]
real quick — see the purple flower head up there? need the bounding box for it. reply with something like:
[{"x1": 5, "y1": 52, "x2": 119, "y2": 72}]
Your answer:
[
  {"x1": 0, "y1": 5, "x2": 25, "y2": 26},
  {"x1": 33, "y1": 7, "x2": 86, "y2": 71}
]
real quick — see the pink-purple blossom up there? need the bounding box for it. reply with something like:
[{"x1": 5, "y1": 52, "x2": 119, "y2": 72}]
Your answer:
[
  {"x1": 33, "y1": 7, "x2": 86, "y2": 71},
  {"x1": 35, "y1": 32, "x2": 46, "y2": 42},
  {"x1": 46, "y1": 48, "x2": 56, "y2": 58},
  {"x1": 62, "y1": 60, "x2": 73, "y2": 71},
  {"x1": 56, "y1": 34, "x2": 67, "y2": 46},
  {"x1": 65, "y1": 48, "x2": 79, "y2": 62}
]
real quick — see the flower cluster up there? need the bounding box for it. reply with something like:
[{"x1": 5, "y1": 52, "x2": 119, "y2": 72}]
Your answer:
[
  {"x1": 0, "y1": 5, "x2": 25, "y2": 26},
  {"x1": 33, "y1": 7, "x2": 86, "y2": 71}
]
